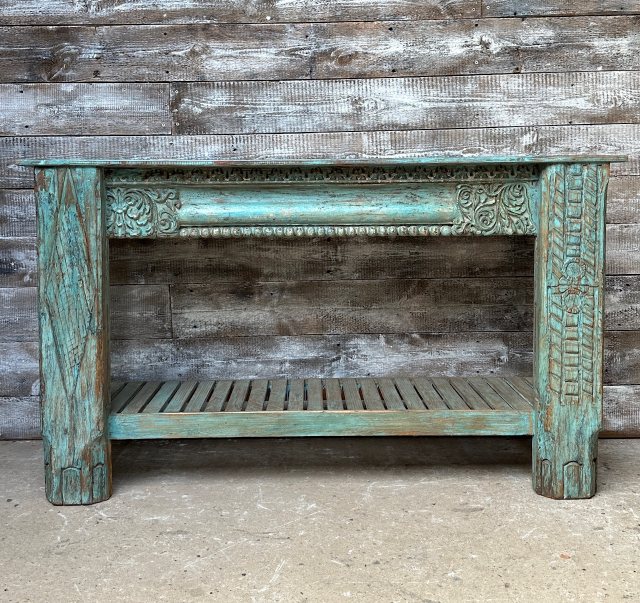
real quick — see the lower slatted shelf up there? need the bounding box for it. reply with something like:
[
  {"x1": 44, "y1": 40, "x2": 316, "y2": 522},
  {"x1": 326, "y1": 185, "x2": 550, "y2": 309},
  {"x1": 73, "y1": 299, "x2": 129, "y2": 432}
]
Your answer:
[{"x1": 108, "y1": 376, "x2": 535, "y2": 439}]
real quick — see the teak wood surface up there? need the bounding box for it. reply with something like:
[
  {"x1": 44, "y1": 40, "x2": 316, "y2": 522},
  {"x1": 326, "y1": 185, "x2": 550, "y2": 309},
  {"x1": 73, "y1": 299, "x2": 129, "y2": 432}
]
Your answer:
[{"x1": 29, "y1": 157, "x2": 618, "y2": 503}]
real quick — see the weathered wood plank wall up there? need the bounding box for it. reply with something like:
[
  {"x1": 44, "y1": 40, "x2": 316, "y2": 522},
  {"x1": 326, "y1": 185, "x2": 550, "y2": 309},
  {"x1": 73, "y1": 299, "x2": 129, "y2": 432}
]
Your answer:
[{"x1": 1, "y1": 1, "x2": 639, "y2": 438}]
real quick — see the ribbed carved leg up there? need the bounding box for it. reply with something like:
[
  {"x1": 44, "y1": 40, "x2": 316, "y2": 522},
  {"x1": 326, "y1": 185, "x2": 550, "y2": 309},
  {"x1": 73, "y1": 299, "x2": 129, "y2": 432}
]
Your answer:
[
  {"x1": 532, "y1": 163, "x2": 606, "y2": 499},
  {"x1": 37, "y1": 167, "x2": 111, "y2": 505}
]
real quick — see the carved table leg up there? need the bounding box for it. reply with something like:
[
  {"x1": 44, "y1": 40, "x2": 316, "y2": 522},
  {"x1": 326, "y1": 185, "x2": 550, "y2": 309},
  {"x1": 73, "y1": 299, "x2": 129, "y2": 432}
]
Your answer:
[
  {"x1": 533, "y1": 163, "x2": 607, "y2": 499},
  {"x1": 36, "y1": 167, "x2": 111, "y2": 504}
]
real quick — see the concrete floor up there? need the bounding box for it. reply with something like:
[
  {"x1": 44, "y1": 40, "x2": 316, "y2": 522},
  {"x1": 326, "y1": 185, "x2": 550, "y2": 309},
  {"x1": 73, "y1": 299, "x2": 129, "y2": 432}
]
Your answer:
[{"x1": 1, "y1": 438, "x2": 639, "y2": 602}]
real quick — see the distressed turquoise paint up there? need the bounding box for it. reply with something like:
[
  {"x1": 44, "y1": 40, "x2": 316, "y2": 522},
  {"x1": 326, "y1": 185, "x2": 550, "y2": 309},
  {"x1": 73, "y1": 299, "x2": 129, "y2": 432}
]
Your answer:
[
  {"x1": 532, "y1": 163, "x2": 606, "y2": 499},
  {"x1": 109, "y1": 409, "x2": 534, "y2": 440},
  {"x1": 31, "y1": 157, "x2": 616, "y2": 504},
  {"x1": 177, "y1": 184, "x2": 458, "y2": 226},
  {"x1": 36, "y1": 167, "x2": 111, "y2": 505}
]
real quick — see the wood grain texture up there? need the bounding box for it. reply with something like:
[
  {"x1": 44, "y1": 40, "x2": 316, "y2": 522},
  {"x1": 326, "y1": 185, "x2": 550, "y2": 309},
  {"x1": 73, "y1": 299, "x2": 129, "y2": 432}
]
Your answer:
[
  {"x1": 172, "y1": 71, "x2": 640, "y2": 135},
  {"x1": 108, "y1": 236, "x2": 535, "y2": 284},
  {"x1": 36, "y1": 167, "x2": 111, "y2": 504},
  {"x1": 0, "y1": 396, "x2": 40, "y2": 439},
  {"x1": 602, "y1": 385, "x2": 640, "y2": 437},
  {"x1": 0, "y1": 0, "x2": 478, "y2": 25},
  {"x1": 2, "y1": 17, "x2": 639, "y2": 83},
  {"x1": 533, "y1": 163, "x2": 606, "y2": 499},
  {"x1": 0, "y1": 237, "x2": 36, "y2": 287},
  {"x1": 109, "y1": 332, "x2": 533, "y2": 383},
  {"x1": 0, "y1": 190, "x2": 35, "y2": 237},
  {"x1": 0, "y1": 84, "x2": 171, "y2": 136},
  {"x1": 483, "y1": 1, "x2": 640, "y2": 17}
]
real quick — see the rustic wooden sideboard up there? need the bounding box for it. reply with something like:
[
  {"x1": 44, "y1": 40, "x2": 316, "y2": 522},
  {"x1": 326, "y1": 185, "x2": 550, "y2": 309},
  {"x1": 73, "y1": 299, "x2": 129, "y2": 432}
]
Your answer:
[{"x1": 24, "y1": 156, "x2": 622, "y2": 505}]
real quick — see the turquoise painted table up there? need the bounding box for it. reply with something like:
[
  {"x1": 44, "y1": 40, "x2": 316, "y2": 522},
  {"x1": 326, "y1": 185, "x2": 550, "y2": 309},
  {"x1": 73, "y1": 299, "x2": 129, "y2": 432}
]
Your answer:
[{"x1": 24, "y1": 156, "x2": 623, "y2": 504}]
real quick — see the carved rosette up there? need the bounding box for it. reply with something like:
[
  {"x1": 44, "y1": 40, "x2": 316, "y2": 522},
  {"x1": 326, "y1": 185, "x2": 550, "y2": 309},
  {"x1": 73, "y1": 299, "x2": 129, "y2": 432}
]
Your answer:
[
  {"x1": 452, "y1": 182, "x2": 536, "y2": 235},
  {"x1": 106, "y1": 188, "x2": 180, "y2": 237}
]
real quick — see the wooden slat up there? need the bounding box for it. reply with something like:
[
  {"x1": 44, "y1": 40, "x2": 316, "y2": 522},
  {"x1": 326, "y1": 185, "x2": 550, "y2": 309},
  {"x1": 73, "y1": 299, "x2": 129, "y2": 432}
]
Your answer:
[
  {"x1": 172, "y1": 72, "x2": 640, "y2": 135},
  {"x1": 142, "y1": 381, "x2": 182, "y2": 413},
  {"x1": 340, "y1": 378, "x2": 364, "y2": 411},
  {"x1": 376, "y1": 378, "x2": 405, "y2": 410},
  {"x1": 3, "y1": 18, "x2": 639, "y2": 83},
  {"x1": 182, "y1": 380, "x2": 216, "y2": 412},
  {"x1": 266, "y1": 379, "x2": 287, "y2": 411},
  {"x1": 286, "y1": 379, "x2": 305, "y2": 411},
  {"x1": 305, "y1": 378, "x2": 323, "y2": 411},
  {"x1": 448, "y1": 377, "x2": 492, "y2": 410},
  {"x1": 202, "y1": 380, "x2": 233, "y2": 412},
  {"x1": 430, "y1": 377, "x2": 470, "y2": 410},
  {"x1": 502, "y1": 378, "x2": 536, "y2": 409},
  {"x1": 245, "y1": 379, "x2": 269, "y2": 411},
  {"x1": 410, "y1": 378, "x2": 448, "y2": 410},
  {"x1": 323, "y1": 379, "x2": 344, "y2": 411},
  {"x1": 393, "y1": 377, "x2": 425, "y2": 410},
  {"x1": 467, "y1": 377, "x2": 512, "y2": 410},
  {"x1": 359, "y1": 379, "x2": 385, "y2": 410},
  {"x1": 110, "y1": 381, "x2": 125, "y2": 397},
  {"x1": 222, "y1": 380, "x2": 250, "y2": 412},
  {"x1": 119, "y1": 381, "x2": 162, "y2": 414},
  {"x1": 111, "y1": 382, "x2": 143, "y2": 413},
  {"x1": 0, "y1": 1, "x2": 477, "y2": 25},
  {"x1": 163, "y1": 381, "x2": 199, "y2": 413},
  {"x1": 485, "y1": 378, "x2": 533, "y2": 411}
]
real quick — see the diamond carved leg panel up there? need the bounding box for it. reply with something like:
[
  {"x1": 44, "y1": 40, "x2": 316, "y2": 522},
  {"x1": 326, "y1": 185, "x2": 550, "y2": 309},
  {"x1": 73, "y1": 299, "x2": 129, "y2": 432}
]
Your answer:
[
  {"x1": 533, "y1": 163, "x2": 606, "y2": 499},
  {"x1": 36, "y1": 167, "x2": 111, "y2": 505}
]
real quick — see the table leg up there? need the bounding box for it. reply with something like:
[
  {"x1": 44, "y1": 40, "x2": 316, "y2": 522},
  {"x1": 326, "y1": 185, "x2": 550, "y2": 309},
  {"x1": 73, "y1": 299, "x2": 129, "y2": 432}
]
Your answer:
[
  {"x1": 36, "y1": 167, "x2": 111, "y2": 505},
  {"x1": 533, "y1": 163, "x2": 606, "y2": 499}
]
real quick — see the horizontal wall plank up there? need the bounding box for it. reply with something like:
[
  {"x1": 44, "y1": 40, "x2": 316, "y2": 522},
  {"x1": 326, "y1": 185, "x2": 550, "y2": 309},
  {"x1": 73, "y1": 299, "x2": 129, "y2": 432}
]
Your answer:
[
  {"x1": 0, "y1": 84, "x2": 171, "y2": 136},
  {"x1": 172, "y1": 71, "x2": 640, "y2": 135},
  {"x1": 0, "y1": 238, "x2": 36, "y2": 287},
  {"x1": 171, "y1": 278, "x2": 534, "y2": 337},
  {"x1": 607, "y1": 276, "x2": 640, "y2": 331},
  {"x1": 0, "y1": 1, "x2": 477, "y2": 25},
  {"x1": 483, "y1": 1, "x2": 640, "y2": 17},
  {"x1": 0, "y1": 23, "x2": 313, "y2": 83},
  {"x1": 0, "y1": 342, "x2": 37, "y2": 397},
  {"x1": 109, "y1": 332, "x2": 534, "y2": 383},
  {"x1": 605, "y1": 331, "x2": 640, "y2": 384},
  {"x1": 606, "y1": 224, "x2": 640, "y2": 275},
  {"x1": 110, "y1": 237, "x2": 536, "y2": 285},
  {"x1": 2, "y1": 126, "x2": 639, "y2": 189},
  {"x1": 310, "y1": 17, "x2": 640, "y2": 79},
  {"x1": 607, "y1": 176, "x2": 640, "y2": 224},
  {"x1": 1, "y1": 330, "x2": 637, "y2": 396},
  {"x1": 602, "y1": 385, "x2": 640, "y2": 437},
  {"x1": 0, "y1": 285, "x2": 171, "y2": 340},
  {"x1": 0, "y1": 396, "x2": 40, "y2": 439},
  {"x1": 2, "y1": 17, "x2": 639, "y2": 83},
  {"x1": 0, "y1": 189, "x2": 34, "y2": 237}
]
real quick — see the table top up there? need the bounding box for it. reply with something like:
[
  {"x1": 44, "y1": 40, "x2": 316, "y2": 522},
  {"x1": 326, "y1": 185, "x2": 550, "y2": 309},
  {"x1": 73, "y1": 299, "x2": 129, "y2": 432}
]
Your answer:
[{"x1": 20, "y1": 155, "x2": 627, "y2": 168}]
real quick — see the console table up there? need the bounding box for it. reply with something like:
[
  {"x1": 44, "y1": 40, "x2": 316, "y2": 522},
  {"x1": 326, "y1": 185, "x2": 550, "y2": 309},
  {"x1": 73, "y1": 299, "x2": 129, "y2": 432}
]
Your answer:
[{"x1": 25, "y1": 156, "x2": 621, "y2": 505}]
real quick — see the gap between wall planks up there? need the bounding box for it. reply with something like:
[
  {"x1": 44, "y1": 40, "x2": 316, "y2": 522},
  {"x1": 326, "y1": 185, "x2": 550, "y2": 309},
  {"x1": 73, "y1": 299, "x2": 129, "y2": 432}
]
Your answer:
[{"x1": 1, "y1": 6, "x2": 640, "y2": 437}]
